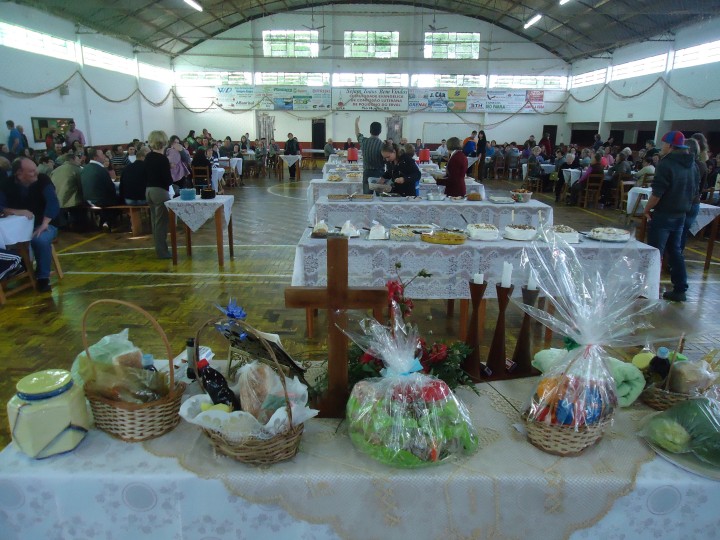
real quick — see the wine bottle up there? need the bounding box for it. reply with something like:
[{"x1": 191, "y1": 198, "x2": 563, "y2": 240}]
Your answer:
[
  {"x1": 186, "y1": 338, "x2": 196, "y2": 380},
  {"x1": 196, "y1": 358, "x2": 241, "y2": 411}
]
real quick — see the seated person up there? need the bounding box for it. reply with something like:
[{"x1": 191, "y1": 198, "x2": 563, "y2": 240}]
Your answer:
[
  {"x1": 379, "y1": 142, "x2": 421, "y2": 197},
  {"x1": 191, "y1": 146, "x2": 211, "y2": 185},
  {"x1": 119, "y1": 146, "x2": 149, "y2": 205},
  {"x1": 554, "y1": 151, "x2": 577, "y2": 202},
  {"x1": 434, "y1": 139, "x2": 449, "y2": 164},
  {"x1": 579, "y1": 148, "x2": 592, "y2": 167},
  {"x1": 569, "y1": 154, "x2": 604, "y2": 205},
  {"x1": 324, "y1": 138, "x2": 336, "y2": 159},
  {"x1": 219, "y1": 137, "x2": 233, "y2": 158},
  {"x1": 527, "y1": 146, "x2": 550, "y2": 190},
  {"x1": 414, "y1": 138, "x2": 424, "y2": 152},
  {"x1": 634, "y1": 156, "x2": 656, "y2": 186},
  {"x1": 435, "y1": 137, "x2": 466, "y2": 197},
  {"x1": 81, "y1": 148, "x2": 122, "y2": 229},
  {"x1": 0, "y1": 157, "x2": 60, "y2": 292}
]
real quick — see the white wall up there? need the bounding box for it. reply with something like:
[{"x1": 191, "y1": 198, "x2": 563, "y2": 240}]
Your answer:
[{"x1": 0, "y1": 3, "x2": 174, "y2": 148}]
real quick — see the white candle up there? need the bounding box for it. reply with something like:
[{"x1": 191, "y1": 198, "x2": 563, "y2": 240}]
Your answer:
[
  {"x1": 473, "y1": 273, "x2": 484, "y2": 284},
  {"x1": 511, "y1": 210, "x2": 515, "y2": 223},
  {"x1": 501, "y1": 262, "x2": 513, "y2": 288},
  {"x1": 528, "y1": 270, "x2": 537, "y2": 290}
]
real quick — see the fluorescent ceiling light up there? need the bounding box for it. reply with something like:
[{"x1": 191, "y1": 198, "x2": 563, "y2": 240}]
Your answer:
[
  {"x1": 524, "y1": 14, "x2": 542, "y2": 29},
  {"x1": 560, "y1": 0, "x2": 572, "y2": 5},
  {"x1": 184, "y1": 0, "x2": 203, "y2": 11}
]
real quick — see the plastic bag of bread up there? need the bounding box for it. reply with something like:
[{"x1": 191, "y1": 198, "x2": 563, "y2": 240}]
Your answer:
[
  {"x1": 342, "y1": 302, "x2": 479, "y2": 468},
  {"x1": 235, "y1": 361, "x2": 275, "y2": 420},
  {"x1": 668, "y1": 360, "x2": 717, "y2": 395}
]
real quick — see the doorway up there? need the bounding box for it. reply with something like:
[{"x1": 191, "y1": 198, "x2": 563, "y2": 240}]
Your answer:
[
  {"x1": 311, "y1": 119, "x2": 326, "y2": 150},
  {"x1": 542, "y1": 125, "x2": 558, "y2": 146}
]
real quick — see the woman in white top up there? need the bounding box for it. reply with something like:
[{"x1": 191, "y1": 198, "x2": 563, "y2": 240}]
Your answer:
[{"x1": 634, "y1": 156, "x2": 655, "y2": 186}]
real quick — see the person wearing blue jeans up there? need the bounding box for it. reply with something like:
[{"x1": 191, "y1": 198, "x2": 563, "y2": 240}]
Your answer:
[
  {"x1": 643, "y1": 132, "x2": 699, "y2": 302},
  {"x1": 0, "y1": 157, "x2": 60, "y2": 292}
]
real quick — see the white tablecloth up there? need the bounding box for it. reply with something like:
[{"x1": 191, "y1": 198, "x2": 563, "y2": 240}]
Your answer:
[
  {"x1": 292, "y1": 229, "x2": 661, "y2": 300},
  {"x1": 1, "y1": 377, "x2": 714, "y2": 540},
  {"x1": 0, "y1": 215, "x2": 33, "y2": 249},
  {"x1": 280, "y1": 155, "x2": 302, "y2": 169},
  {"x1": 164, "y1": 194, "x2": 234, "y2": 232},
  {"x1": 307, "y1": 178, "x2": 485, "y2": 206},
  {"x1": 563, "y1": 168, "x2": 583, "y2": 186},
  {"x1": 211, "y1": 167, "x2": 224, "y2": 192},
  {"x1": 522, "y1": 163, "x2": 556, "y2": 178},
  {"x1": 218, "y1": 157, "x2": 243, "y2": 176},
  {"x1": 309, "y1": 196, "x2": 551, "y2": 229}
]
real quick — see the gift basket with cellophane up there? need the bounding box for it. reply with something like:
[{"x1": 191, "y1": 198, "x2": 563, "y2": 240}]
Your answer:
[
  {"x1": 342, "y1": 302, "x2": 479, "y2": 468},
  {"x1": 516, "y1": 231, "x2": 687, "y2": 455}
]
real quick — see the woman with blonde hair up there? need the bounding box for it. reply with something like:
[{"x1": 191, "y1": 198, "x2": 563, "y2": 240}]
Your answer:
[{"x1": 144, "y1": 130, "x2": 173, "y2": 259}]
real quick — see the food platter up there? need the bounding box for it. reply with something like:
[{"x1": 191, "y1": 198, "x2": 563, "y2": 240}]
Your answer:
[
  {"x1": 582, "y1": 232, "x2": 631, "y2": 243},
  {"x1": 489, "y1": 196, "x2": 516, "y2": 204}
]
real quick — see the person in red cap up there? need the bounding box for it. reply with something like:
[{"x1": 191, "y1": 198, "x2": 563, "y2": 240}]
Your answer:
[{"x1": 643, "y1": 131, "x2": 699, "y2": 302}]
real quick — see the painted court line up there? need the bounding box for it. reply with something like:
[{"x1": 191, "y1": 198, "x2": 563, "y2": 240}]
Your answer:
[{"x1": 57, "y1": 233, "x2": 105, "y2": 254}]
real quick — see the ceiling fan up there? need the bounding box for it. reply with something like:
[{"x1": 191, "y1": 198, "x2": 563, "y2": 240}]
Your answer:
[
  {"x1": 428, "y1": 12, "x2": 447, "y2": 32},
  {"x1": 303, "y1": 6, "x2": 326, "y2": 31}
]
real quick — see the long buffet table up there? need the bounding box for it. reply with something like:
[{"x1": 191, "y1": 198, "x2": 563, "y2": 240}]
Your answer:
[
  {"x1": 309, "y1": 196, "x2": 553, "y2": 229},
  {"x1": 1, "y1": 377, "x2": 716, "y2": 540},
  {"x1": 291, "y1": 229, "x2": 661, "y2": 300}
]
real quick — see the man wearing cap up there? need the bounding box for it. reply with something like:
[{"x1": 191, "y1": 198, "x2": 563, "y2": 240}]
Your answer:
[{"x1": 643, "y1": 131, "x2": 699, "y2": 302}]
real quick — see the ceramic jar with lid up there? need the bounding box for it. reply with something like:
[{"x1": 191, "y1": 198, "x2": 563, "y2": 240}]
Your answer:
[{"x1": 7, "y1": 369, "x2": 91, "y2": 459}]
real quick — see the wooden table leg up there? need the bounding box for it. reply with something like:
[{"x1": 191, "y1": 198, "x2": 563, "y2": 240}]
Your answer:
[
  {"x1": 306, "y1": 308, "x2": 314, "y2": 338},
  {"x1": 168, "y1": 209, "x2": 178, "y2": 265},
  {"x1": 185, "y1": 225, "x2": 192, "y2": 257},
  {"x1": 17, "y1": 243, "x2": 37, "y2": 291},
  {"x1": 446, "y1": 299, "x2": 455, "y2": 317},
  {"x1": 459, "y1": 299, "x2": 469, "y2": 341},
  {"x1": 704, "y1": 216, "x2": 719, "y2": 272},
  {"x1": 215, "y1": 207, "x2": 224, "y2": 266},
  {"x1": 478, "y1": 299, "x2": 486, "y2": 344},
  {"x1": 227, "y1": 216, "x2": 234, "y2": 259}
]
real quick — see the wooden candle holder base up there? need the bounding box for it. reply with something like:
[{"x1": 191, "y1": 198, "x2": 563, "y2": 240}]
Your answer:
[{"x1": 462, "y1": 280, "x2": 488, "y2": 382}]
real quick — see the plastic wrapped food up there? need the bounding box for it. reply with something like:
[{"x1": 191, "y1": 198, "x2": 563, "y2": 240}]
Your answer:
[
  {"x1": 517, "y1": 228, "x2": 690, "y2": 453},
  {"x1": 342, "y1": 302, "x2": 479, "y2": 468},
  {"x1": 639, "y1": 397, "x2": 720, "y2": 467}
]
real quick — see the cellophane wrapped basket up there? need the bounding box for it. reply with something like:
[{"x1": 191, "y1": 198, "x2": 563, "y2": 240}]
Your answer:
[
  {"x1": 342, "y1": 303, "x2": 479, "y2": 468},
  {"x1": 185, "y1": 318, "x2": 314, "y2": 466},
  {"x1": 80, "y1": 300, "x2": 187, "y2": 442},
  {"x1": 516, "y1": 231, "x2": 674, "y2": 456}
]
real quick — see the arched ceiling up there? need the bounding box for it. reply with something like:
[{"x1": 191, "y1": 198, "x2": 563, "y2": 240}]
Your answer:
[{"x1": 12, "y1": 0, "x2": 716, "y2": 63}]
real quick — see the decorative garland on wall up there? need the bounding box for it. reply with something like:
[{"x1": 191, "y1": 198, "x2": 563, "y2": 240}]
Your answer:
[{"x1": 1, "y1": 69, "x2": 718, "y2": 121}]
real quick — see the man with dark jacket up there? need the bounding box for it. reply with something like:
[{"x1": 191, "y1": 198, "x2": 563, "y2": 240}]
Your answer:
[
  {"x1": 284, "y1": 133, "x2": 300, "y2": 180},
  {"x1": 0, "y1": 157, "x2": 60, "y2": 292},
  {"x1": 643, "y1": 131, "x2": 699, "y2": 302},
  {"x1": 81, "y1": 148, "x2": 120, "y2": 230}
]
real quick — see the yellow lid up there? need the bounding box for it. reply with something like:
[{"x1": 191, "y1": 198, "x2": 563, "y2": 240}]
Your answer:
[{"x1": 16, "y1": 369, "x2": 72, "y2": 397}]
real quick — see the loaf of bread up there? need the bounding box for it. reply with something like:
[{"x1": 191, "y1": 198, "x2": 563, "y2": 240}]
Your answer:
[
  {"x1": 237, "y1": 361, "x2": 275, "y2": 420},
  {"x1": 112, "y1": 349, "x2": 143, "y2": 369},
  {"x1": 467, "y1": 192, "x2": 482, "y2": 201}
]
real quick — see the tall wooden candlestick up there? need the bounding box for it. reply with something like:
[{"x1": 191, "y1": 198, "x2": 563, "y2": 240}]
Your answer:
[
  {"x1": 485, "y1": 284, "x2": 514, "y2": 376},
  {"x1": 511, "y1": 286, "x2": 540, "y2": 375},
  {"x1": 462, "y1": 280, "x2": 488, "y2": 382}
]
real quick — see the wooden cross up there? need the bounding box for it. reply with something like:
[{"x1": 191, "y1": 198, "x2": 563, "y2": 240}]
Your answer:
[{"x1": 285, "y1": 236, "x2": 387, "y2": 418}]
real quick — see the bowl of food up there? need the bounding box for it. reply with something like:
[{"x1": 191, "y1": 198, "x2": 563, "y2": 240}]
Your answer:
[{"x1": 510, "y1": 189, "x2": 533, "y2": 203}]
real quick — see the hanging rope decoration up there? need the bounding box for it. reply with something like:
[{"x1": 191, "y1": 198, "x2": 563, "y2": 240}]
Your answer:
[{"x1": 1, "y1": 70, "x2": 718, "y2": 118}]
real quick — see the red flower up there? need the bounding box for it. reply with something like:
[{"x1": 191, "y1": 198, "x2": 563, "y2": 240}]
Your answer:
[
  {"x1": 359, "y1": 352, "x2": 377, "y2": 365},
  {"x1": 421, "y1": 380, "x2": 450, "y2": 402},
  {"x1": 386, "y1": 280, "x2": 404, "y2": 303},
  {"x1": 427, "y1": 343, "x2": 448, "y2": 364}
]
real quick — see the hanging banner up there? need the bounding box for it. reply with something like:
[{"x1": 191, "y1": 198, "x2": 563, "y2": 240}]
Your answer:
[
  {"x1": 215, "y1": 86, "x2": 331, "y2": 111},
  {"x1": 482, "y1": 90, "x2": 545, "y2": 113},
  {"x1": 408, "y1": 88, "x2": 472, "y2": 113},
  {"x1": 332, "y1": 88, "x2": 408, "y2": 111}
]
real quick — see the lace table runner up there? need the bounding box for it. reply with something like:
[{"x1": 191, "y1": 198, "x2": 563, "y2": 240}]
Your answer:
[{"x1": 165, "y1": 194, "x2": 234, "y2": 232}]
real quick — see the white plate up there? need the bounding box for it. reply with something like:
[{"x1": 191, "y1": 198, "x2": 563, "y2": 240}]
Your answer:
[
  {"x1": 503, "y1": 234, "x2": 536, "y2": 242},
  {"x1": 489, "y1": 196, "x2": 516, "y2": 204}
]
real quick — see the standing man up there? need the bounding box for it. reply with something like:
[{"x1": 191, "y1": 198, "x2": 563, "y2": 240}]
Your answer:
[
  {"x1": 65, "y1": 120, "x2": 86, "y2": 148},
  {"x1": 354, "y1": 117, "x2": 385, "y2": 194},
  {"x1": 643, "y1": 132, "x2": 699, "y2": 302},
  {"x1": 284, "y1": 132, "x2": 300, "y2": 180},
  {"x1": 6, "y1": 120, "x2": 24, "y2": 155},
  {"x1": 0, "y1": 157, "x2": 60, "y2": 292},
  {"x1": 592, "y1": 133, "x2": 604, "y2": 151}
]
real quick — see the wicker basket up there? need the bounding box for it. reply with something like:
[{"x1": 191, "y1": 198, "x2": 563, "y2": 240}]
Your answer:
[
  {"x1": 81, "y1": 299, "x2": 186, "y2": 442},
  {"x1": 193, "y1": 318, "x2": 304, "y2": 466},
  {"x1": 524, "y1": 413, "x2": 612, "y2": 457},
  {"x1": 641, "y1": 386, "x2": 694, "y2": 411}
]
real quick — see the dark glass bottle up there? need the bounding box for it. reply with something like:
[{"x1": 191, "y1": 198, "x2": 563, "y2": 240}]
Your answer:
[
  {"x1": 196, "y1": 358, "x2": 241, "y2": 411},
  {"x1": 649, "y1": 346, "x2": 671, "y2": 380},
  {"x1": 186, "y1": 338, "x2": 196, "y2": 380}
]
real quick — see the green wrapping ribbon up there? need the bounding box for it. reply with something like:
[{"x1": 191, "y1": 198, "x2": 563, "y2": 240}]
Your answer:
[{"x1": 564, "y1": 337, "x2": 580, "y2": 351}]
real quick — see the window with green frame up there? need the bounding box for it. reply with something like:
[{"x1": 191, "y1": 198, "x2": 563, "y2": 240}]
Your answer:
[
  {"x1": 262, "y1": 30, "x2": 319, "y2": 58},
  {"x1": 424, "y1": 32, "x2": 480, "y2": 60},
  {"x1": 344, "y1": 31, "x2": 399, "y2": 58}
]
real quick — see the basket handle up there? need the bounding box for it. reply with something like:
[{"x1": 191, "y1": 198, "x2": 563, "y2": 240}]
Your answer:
[
  {"x1": 81, "y1": 299, "x2": 176, "y2": 389},
  {"x1": 194, "y1": 318, "x2": 294, "y2": 426}
]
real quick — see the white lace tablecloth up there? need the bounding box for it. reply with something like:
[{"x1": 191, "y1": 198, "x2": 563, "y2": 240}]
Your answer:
[
  {"x1": 522, "y1": 163, "x2": 556, "y2": 178},
  {"x1": 626, "y1": 190, "x2": 720, "y2": 235},
  {"x1": 165, "y1": 195, "x2": 234, "y2": 232},
  {"x1": 563, "y1": 168, "x2": 583, "y2": 186},
  {"x1": 0, "y1": 215, "x2": 33, "y2": 249},
  {"x1": 292, "y1": 229, "x2": 661, "y2": 300},
  {"x1": 2, "y1": 377, "x2": 716, "y2": 540},
  {"x1": 280, "y1": 155, "x2": 302, "y2": 168},
  {"x1": 218, "y1": 157, "x2": 243, "y2": 176},
  {"x1": 307, "y1": 178, "x2": 485, "y2": 206},
  {"x1": 309, "y1": 196, "x2": 551, "y2": 229},
  {"x1": 211, "y1": 167, "x2": 224, "y2": 191}
]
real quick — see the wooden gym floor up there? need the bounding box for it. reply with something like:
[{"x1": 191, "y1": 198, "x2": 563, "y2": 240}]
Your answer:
[{"x1": 1, "y1": 168, "x2": 718, "y2": 448}]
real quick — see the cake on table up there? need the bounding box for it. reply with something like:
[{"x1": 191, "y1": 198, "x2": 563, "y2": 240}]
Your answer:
[
  {"x1": 327, "y1": 174, "x2": 342, "y2": 182},
  {"x1": 466, "y1": 223, "x2": 499, "y2": 240},
  {"x1": 589, "y1": 227, "x2": 631, "y2": 242},
  {"x1": 504, "y1": 224, "x2": 537, "y2": 241},
  {"x1": 551, "y1": 225, "x2": 580, "y2": 244},
  {"x1": 367, "y1": 223, "x2": 387, "y2": 240}
]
